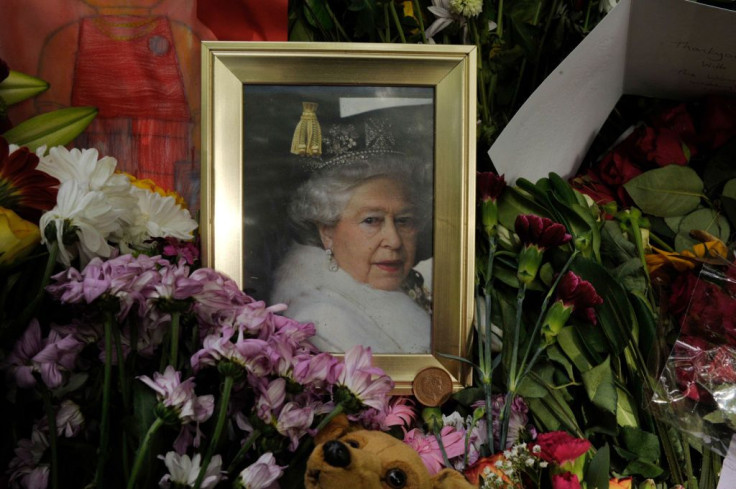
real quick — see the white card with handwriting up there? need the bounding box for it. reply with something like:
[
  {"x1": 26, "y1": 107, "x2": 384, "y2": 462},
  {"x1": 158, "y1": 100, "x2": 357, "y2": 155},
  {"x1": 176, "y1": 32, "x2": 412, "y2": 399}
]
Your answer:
[{"x1": 489, "y1": 0, "x2": 736, "y2": 184}]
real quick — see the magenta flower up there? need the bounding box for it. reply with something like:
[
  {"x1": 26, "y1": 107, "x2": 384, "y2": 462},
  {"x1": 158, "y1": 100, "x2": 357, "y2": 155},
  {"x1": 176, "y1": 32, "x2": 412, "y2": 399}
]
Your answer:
[
  {"x1": 542, "y1": 272, "x2": 603, "y2": 344},
  {"x1": 485, "y1": 394, "x2": 534, "y2": 449},
  {"x1": 151, "y1": 260, "x2": 203, "y2": 303},
  {"x1": 515, "y1": 214, "x2": 572, "y2": 249},
  {"x1": 403, "y1": 426, "x2": 466, "y2": 474},
  {"x1": 191, "y1": 268, "x2": 254, "y2": 330},
  {"x1": 138, "y1": 366, "x2": 214, "y2": 424},
  {"x1": 236, "y1": 452, "x2": 285, "y2": 489},
  {"x1": 7, "y1": 427, "x2": 49, "y2": 489},
  {"x1": 478, "y1": 172, "x2": 506, "y2": 236},
  {"x1": 56, "y1": 400, "x2": 84, "y2": 437},
  {"x1": 384, "y1": 396, "x2": 418, "y2": 429},
  {"x1": 191, "y1": 327, "x2": 272, "y2": 377},
  {"x1": 161, "y1": 237, "x2": 200, "y2": 265},
  {"x1": 515, "y1": 214, "x2": 572, "y2": 284},
  {"x1": 477, "y1": 172, "x2": 506, "y2": 203},
  {"x1": 556, "y1": 271, "x2": 604, "y2": 323},
  {"x1": 276, "y1": 402, "x2": 315, "y2": 451},
  {"x1": 293, "y1": 352, "x2": 340, "y2": 387},
  {"x1": 255, "y1": 377, "x2": 287, "y2": 423},
  {"x1": 5, "y1": 319, "x2": 83, "y2": 389},
  {"x1": 334, "y1": 345, "x2": 393, "y2": 413}
]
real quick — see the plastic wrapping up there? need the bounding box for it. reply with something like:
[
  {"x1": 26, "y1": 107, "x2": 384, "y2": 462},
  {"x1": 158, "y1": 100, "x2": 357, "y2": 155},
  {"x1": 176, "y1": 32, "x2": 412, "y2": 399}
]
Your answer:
[{"x1": 653, "y1": 264, "x2": 736, "y2": 456}]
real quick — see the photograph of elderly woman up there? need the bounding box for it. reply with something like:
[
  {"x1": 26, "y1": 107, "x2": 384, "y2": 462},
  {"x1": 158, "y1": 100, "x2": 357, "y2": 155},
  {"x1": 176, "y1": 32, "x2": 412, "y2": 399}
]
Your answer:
[{"x1": 242, "y1": 85, "x2": 434, "y2": 354}]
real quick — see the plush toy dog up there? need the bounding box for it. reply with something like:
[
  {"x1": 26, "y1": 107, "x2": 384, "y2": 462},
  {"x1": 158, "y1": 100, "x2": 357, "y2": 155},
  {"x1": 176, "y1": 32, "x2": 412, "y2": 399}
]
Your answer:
[{"x1": 305, "y1": 415, "x2": 477, "y2": 489}]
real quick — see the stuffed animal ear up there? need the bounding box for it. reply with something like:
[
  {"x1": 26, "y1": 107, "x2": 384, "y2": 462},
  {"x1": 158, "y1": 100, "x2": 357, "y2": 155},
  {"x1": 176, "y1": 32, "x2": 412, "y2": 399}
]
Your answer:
[
  {"x1": 431, "y1": 468, "x2": 477, "y2": 489},
  {"x1": 314, "y1": 413, "x2": 352, "y2": 445}
]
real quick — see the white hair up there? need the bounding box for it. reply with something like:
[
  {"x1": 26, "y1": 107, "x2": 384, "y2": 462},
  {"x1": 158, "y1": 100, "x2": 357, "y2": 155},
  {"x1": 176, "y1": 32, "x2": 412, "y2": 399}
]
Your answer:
[{"x1": 288, "y1": 153, "x2": 432, "y2": 247}]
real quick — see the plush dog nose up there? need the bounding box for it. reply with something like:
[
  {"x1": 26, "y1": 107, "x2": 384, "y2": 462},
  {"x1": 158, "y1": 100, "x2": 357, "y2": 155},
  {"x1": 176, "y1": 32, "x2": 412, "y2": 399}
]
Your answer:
[{"x1": 323, "y1": 440, "x2": 351, "y2": 467}]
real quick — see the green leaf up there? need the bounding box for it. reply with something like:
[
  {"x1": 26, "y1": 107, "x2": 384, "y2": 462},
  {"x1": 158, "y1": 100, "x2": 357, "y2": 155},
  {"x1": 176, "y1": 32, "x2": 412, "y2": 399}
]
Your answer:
[
  {"x1": 518, "y1": 363, "x2": 556, "y2": 398},
  {"x1": 452, "y1": 387, "x2": 484, "y2": 407},
  {"x1": 703, "y1": 138, "x2": 736, "y2": 192},
  {"x1": 304, "y1": 0, "x2": 334, "y2": 31},
  {"x1": 581, "y1": 357, "x2": 617, "y2": 414},
  {"x1": 622, "y1": 426, "x2": 660, "y2": 462},
  {"x1": 622, "y1": 459, "x2": 664, "y2": 478},
  {"x1": 557, "y1": 326, "x2": 593, "y2": 372},
  {"x1": 547, "y1": 344, "x2": 576, "y2": 381},
  {"x1": 0, "y1": 70, "x2": 49, "y2": 105},
  {"x1": 585, "y1": 444, "x2": 610, "y2": 489},
  {"x1": 616, "y1": 387, "x2": 639, "y2": 428},
  {"x1": 673, "y1": 207, "x2": 730, "y2": 252},
  {"x1": 3, "y1": 106, "x2": 97, "y2": 151},
  {"x1": 623, "y1": 166, "x2": 703, "y2": 217},
  {"x1": 498, "y1": 186, "x2": 551, "y2": 229}
]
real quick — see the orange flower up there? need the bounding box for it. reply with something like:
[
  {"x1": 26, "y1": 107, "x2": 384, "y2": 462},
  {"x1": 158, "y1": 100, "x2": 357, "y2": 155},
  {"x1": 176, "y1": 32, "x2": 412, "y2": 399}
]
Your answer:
[
  {"x1": 646, "y1": 239, "x2": 729, "y2": 275},
  {"x1": 123, "y1": 172, "x2": 188, "y2": 209},
  {"x1": 609, "y1": 476, "x2": 633, "y2": 489},
  {"x1": 464, "y1": 453, "x2": 516, "y2": 487}
]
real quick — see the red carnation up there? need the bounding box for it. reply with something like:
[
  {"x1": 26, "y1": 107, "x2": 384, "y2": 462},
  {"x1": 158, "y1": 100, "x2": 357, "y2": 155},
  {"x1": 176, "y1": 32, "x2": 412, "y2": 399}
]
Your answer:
[
  {"x1": 698, "y1": 95, "x2": 736, "y2": 149},
  {"x1": 477, "y1": 171, "x2": 506, "y2": 203},
  {"x1": 531, "y1": 431, "x2": 591, "y2": 465},
  {"x1": 551, "y1": 472, "x2": 582, "y2": 489},
  {"x1": 515, "y1": 215, "x2": 571, "y2": 250}
]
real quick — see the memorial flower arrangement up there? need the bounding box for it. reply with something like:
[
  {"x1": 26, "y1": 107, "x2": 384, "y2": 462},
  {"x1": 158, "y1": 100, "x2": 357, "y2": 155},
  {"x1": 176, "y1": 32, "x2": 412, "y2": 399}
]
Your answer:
[{"x1": 0, "y1": 63, "x2": 395, "y2": 489}]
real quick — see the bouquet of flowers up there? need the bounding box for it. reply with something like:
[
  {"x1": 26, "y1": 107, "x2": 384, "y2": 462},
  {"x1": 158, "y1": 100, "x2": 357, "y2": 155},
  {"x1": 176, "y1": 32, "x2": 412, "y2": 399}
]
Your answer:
[
  {"x1": 566, "y1": 94, "x2": 736, "y2": 460},
  {"x1": 0, "y1": 61, "x2": 395, "y2": 489}
]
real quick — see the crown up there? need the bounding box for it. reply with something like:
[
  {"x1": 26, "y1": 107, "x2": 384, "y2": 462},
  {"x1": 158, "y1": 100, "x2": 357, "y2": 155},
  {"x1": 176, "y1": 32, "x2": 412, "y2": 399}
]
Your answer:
[{"x1": 290, "y1": 101, "x2": 402, "y2": 171}]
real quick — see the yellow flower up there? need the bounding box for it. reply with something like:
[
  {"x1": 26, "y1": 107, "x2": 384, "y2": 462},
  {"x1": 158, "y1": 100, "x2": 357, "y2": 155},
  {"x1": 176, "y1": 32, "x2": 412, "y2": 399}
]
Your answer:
[
  {"x1": 0, "y1": 206, "x2": 40, "y2": 266},
  {"x1": 609, "y1": 476, "x2": 633, "y2": 489},
  {"x1": 646, "y1": 240, "x2": 729, "y2": 275},
  {"x1": 122, "y1": 172, "x2": 188, "y2": 209}
]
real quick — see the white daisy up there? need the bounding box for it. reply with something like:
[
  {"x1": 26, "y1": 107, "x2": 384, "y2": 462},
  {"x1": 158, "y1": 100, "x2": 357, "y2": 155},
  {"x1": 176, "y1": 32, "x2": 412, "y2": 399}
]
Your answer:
[
  {"x1": 40, "y1": 181, "x2": 125, "y2": 266},
  {"x1": 158, "y1": 452, "x2": 223, "y2": 489},
  {"x1": 129, "y1": 186, "x2": 198, "y2": 242}
]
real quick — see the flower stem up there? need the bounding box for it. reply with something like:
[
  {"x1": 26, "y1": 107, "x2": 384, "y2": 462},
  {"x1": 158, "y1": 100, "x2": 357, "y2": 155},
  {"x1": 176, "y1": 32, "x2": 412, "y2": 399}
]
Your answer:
[
  {"x1": 227, "y1": 429, "x2": 261, "y2": 474},
  {"x1": 126, "y1": 417, "x2": 164, "y2": 489},
  {"x1": 412, "y1": 0, "x2": 427, "y2": 43},
  {"x1": 94, "y1": 310, "x2": 115, "y2": 488},
  {"x1": 314, "y1": 403, "x2": 345, "y2": 433},
  {"x1": 432, "y1": 430, "x2": 453, "y2": 470},
  {"x1": 193, "y1": 374, "x2": 235, "y2": 489},
  {"x1": 508, "y1": 283, "x2": 527, "y2": 390},
  {"x1": 8, "y1": 241, "x2": 59, "y2": 340},
  {"x1": 481, "y1": 236, "x2": 497, "y2": 454},
  {"x1": 42, "y1": 388, "x2": 59, "y2": 489},
  {"x1": 388, "y1": 1, "x2": 406, "y2": 43},
  {"x1": 169, "y1": 311, "x2": 181, "y2": 369}
]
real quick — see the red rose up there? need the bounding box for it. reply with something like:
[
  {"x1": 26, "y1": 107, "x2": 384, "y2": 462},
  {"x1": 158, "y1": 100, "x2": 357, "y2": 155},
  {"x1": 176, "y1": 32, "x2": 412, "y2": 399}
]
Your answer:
[
  {"x1": 650, "y1": 103, "x2": 697, "y2": 143},
  {"x1": 531, "y1": 431, "x2": 591, "y2": 465},
  {"x1": 570, "y1": 170, "x2": 617, "y2": 207},
  {"x1": 596, "y1": 150, "x2": 642, "y2": 186},
  {"x1": 551, "y1": 472, "x2": 582, "y2": 489},
  {"x1": 633, "y1": 126, "x2": 690, "y2": 167}
]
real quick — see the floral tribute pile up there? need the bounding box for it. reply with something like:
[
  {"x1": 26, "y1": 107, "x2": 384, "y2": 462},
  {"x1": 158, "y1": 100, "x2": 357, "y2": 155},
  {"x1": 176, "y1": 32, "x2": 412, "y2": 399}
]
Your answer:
[{"x1": 570, "y1": 95, "x2": 736, "y2": 459}]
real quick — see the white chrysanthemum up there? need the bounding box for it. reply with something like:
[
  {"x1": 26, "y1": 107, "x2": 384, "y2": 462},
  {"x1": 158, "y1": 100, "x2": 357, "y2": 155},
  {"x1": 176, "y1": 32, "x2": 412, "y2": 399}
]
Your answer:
[
  {"x1": 450, "y1": 0, "x2": 483, "y2": 17},
  {"x1": 128, "y1": 186, "x2": 197, "y2": 243},
  {"x1": 158, "y1": 452, "x2": 223, "y2": 489},
  {"x1": 37, "y1": 145, "x2": 138, "y2": 243},
  {"x1": 426, "y1": 0, "x2": 464, "y2": 39},
  {"x1": 40, "y1": 181, "x2": 125, "y2": 266}
]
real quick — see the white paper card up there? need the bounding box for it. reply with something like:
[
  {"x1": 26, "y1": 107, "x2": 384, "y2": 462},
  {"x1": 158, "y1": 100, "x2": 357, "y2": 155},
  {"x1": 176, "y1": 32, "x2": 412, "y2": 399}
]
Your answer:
[
  {"x1": 717, "y1": 434, "x2": 736, "y2": 489},
  {"x1": 489, "y1": 0, "x2": 736, "y2": 183}
]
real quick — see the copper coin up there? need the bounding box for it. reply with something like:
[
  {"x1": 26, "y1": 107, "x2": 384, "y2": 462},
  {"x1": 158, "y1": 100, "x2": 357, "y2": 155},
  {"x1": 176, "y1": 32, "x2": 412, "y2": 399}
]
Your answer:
[{"x1": 412, "y1": 367, "x2": 453, "y2": 407}]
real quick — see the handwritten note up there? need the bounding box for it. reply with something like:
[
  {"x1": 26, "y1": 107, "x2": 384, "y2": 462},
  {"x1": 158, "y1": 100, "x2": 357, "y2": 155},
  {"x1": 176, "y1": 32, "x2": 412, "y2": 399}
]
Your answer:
[{"x1": 490, "y1": 0, "x2": 736, "y2": 183}]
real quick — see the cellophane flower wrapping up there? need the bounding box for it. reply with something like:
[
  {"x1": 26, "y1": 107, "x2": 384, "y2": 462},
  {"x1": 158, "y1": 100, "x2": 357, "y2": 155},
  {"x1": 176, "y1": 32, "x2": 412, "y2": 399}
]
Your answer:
[{"x1": 653, "y1": 264, "x2": 736, "y2": 456}]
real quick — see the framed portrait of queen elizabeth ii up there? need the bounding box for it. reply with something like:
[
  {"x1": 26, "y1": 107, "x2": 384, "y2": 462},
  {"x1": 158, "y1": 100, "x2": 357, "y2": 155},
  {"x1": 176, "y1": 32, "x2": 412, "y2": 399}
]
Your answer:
[{"x1": 201, "y1": 42, "x2": 476, "y2": 394}]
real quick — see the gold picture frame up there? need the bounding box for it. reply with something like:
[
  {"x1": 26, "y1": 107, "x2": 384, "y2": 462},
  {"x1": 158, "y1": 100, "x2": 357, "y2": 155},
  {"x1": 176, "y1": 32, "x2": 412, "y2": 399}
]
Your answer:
[{"x1": 200, "y1": 41, "x2": 476, "y2": 394}]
